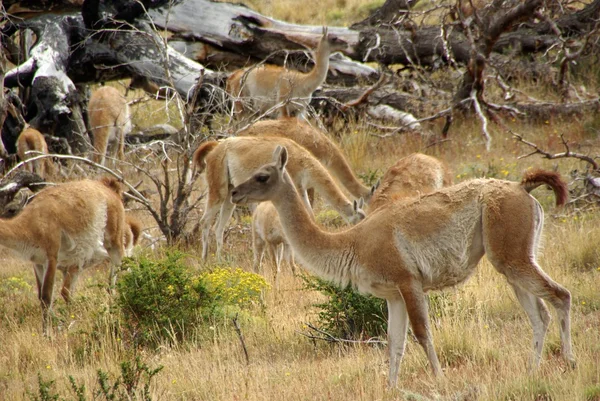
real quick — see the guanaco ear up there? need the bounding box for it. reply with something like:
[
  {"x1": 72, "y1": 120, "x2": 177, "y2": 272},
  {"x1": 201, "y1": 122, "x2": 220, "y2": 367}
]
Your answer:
[
  {"x1": 273, "y1": 145, "x2": 288, "y2": 170},
  {"x1": 353, "y1": 198, "x2": 364, "y2": 212},
  {"x1": 371, "y1": 179, "x2": 381, "y2": 195},
  {"x1": 322, "y1": 26, "x2": 328, "y2": 37},
  {"x1": 352, "y1": 198, "x2": 365, "y2": 213}
]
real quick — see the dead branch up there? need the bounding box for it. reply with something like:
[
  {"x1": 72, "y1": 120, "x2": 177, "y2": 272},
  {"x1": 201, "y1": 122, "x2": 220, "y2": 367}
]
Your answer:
[
  {"x1": 296, "y1": 323, "x2": 387, "y2": 345},
  {"x1": 232, "y1": 314, "x2": 250, "y2": 366},
  {"x1": 511, "y1": 132, "x2": 599, "y2": 171}
]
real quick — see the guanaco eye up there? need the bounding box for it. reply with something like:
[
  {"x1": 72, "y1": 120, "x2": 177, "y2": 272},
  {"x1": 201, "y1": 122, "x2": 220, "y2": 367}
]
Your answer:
[{"x1": 256, "y1": 174, "x2": 269, "y2": 183}]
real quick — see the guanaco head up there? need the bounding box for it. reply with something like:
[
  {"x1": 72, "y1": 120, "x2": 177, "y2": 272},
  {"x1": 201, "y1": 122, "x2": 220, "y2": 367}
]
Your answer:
[
  {"x1": 320, "y1": 26, "x2": 347, "y2": 54},
  {"x1": 231, "y1": 145, "x2": 289, "y2": 205}
]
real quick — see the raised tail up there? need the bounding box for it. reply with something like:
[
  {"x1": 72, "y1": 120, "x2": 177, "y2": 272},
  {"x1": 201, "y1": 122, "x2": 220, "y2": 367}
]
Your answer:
[
  {"x1": 193, "y1": 141, "x2": 219, "y2": 174},
  {"x1": 521, "y1": 169, "x2": 568, "y2": 206}
]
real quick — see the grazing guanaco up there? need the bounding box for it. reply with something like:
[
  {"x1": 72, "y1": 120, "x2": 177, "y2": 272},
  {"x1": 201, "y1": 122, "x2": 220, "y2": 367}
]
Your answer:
[
  {"x1": 193, "y1": 136, "x2": 365, "y2": 260},
  {"x1": 0, "y1": 177, "x2": 125, "y2": 335},
  {"x1": 368, "y1": 153, "x2": 452, "y2": 212},
  {"x1": 16, "y1": 127, "x2": 52, "y2": 178},
  {"x1": 231, "y1": 146, "x2": 575, "y2": 387},
  {"x1": 252, "y1": 201, "x2": 295, "y2": 280},
  {"x1": 238, "y1": 118, "x2": 372, "y2": 201},
  {"x1": 88, "y1": 86, "x2": 132, "y2": 166},
  {"x1": 226, "y1": 27, "x2": 346, "y2": 119}
]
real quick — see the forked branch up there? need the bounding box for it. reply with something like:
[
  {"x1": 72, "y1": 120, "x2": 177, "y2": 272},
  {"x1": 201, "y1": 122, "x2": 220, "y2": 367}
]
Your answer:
[{"x1": 511, "y1": 132, "x2": 599, "y2": 171}]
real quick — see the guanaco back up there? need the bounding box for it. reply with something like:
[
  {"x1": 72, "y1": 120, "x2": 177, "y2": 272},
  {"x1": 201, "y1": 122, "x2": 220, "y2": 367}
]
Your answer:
[
  {"x1": 238, "y1": 118, "x2": 372, "y2": 201},
  {"x1": 368, "y1": 153, "x2": 453, "y2": 212}
]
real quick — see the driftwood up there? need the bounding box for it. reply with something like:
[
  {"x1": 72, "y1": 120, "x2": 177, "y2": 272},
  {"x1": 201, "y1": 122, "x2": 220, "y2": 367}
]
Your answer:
[{"x1": 2, "y1": 0, "x2": 600, "y2": 152}]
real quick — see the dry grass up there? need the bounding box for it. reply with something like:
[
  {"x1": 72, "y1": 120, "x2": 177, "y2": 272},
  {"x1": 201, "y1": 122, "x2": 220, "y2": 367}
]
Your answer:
[{"x1": 1, "y1": 112, "x2": 600, "y2": 400}]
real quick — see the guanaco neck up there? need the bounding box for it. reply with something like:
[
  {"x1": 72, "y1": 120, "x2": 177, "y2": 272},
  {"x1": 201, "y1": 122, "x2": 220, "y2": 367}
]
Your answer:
[
  {"x1": 306, "y1": 161, "x2": 354, "y2": 218},
  {"x1": 272, "y1": 172, "x2": 349, "y2": 260},
  {"x1": 302, "y1": 41, "x2": 331, "y2": 89},
  {"x1": 328, "y1": 153, "x2": 371, "y2": 200}
]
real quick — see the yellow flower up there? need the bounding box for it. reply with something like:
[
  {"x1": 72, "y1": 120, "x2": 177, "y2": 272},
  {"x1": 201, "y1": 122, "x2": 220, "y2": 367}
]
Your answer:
[
  {"x1": 476, "y1": 155, "x2": 481, "y2": 159},
  {"x1": 484, "y1": 325, "x2": 489, "y2": 329},
  {"x1": 46, "y1": 365, "x2": 51, "y2": 370},
  {"x1": 581, "y1": 301, "x2": 586, "y2": 305},
  {"x1": 172, "y1": 379, "x2": 177, "y2": 384}
]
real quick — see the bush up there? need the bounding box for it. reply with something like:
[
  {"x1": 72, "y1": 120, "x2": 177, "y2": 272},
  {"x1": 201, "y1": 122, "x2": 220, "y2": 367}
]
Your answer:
[
  {"x1": 301, "y1": 274, "x2": 387, "y2": 340},
  {"x1": 117, "y1": 253, "x2": 269, "y2": 346},
  {"x1": 117, "y1": 251, "x2": 214, "y2": 346},
  {"x1": 201, "y1": 266, "x2": 270, "y2": 308}
]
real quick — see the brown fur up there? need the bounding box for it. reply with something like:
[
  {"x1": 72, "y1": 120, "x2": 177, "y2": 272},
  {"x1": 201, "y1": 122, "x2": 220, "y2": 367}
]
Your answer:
[
  {"x1": 368, "y1": 153, "x2": 452, "y2": 212},
  {"x1": 0, "y1": 179, "x2": 125, "y2": 335},
  {"x1": 230, "y1": 148, "x2": 575, "y2": 387},
  {"x1": 521, "y1": 169, "x2": 568, "y2": 206},
  {"x1": 238, "y1": 118, "x2": 371, "y2": 201},
  {"x1": 88, "y1": 86, "x2": 132, "y2": 166},
  {"x1": 125, "y1": 215, "x2": 143, "y2": 250},
  {"x1": 226, "y1": 27, "x2": 346, "y2": 119},
  {"x1": 16, "y1": 127, "x2": 52, "y2": 178},
  {"x1": 99, "y1": 176, "x2": 123, "y2": 197},
  {"x1": 193, "y1": 141, "x2": 219, "y2": 174},
  {"x1": 193, "y1": 136, "x2": 365, "y2": 260}
]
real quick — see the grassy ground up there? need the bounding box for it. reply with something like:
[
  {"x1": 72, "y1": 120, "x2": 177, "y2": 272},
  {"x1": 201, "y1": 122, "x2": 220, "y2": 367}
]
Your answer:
[
  {"x1": 2, "y1": 2, "x2": 600, "y2": 400},
  {"x1": 1, "y1": 114, "x2": 599, "y2": 400}
]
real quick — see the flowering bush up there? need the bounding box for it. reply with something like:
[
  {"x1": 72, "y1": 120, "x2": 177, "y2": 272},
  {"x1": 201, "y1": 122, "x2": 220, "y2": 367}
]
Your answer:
[
  {"x1": 117, "y1": 252, "x2": 269, "y2": 346},
  {"x1": 201, "y1": 267, "x2": 269, "y2": 308}
]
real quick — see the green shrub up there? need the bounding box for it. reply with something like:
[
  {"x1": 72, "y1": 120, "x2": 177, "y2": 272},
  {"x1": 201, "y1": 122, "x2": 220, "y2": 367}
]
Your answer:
[
  {"x1": 301, "y1": 274, "x2": 386, "y2": 340},
  {"x1": 117, "y1": 251, "x2": 214, "y2": 345},
  {"x1": 117, "y1": 253, "x2": 269, "y2": 346}
]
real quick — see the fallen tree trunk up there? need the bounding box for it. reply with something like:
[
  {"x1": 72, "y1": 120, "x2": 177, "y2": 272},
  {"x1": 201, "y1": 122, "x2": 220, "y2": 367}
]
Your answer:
[{"x1": 2, "y1": 0, "x2": 600, "y2": 152}]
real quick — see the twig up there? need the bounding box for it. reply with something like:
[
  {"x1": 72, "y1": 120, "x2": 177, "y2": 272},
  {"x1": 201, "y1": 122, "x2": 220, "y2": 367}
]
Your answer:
[
  {"x1": 511, "y1": 132, "x2": 599, "y2": 171},
  {"x1": 471, "y1": 89, "x2": 492, "y2": 151},
  {"x1": 233, "y1": 314, "x2": 250, "y2": 366},
  {"x1": 296, "y1": 323, "x2": 387, "y2": 345},
  {"x1": 339, "y1": 72, "x2": 388, "y2": 112}
]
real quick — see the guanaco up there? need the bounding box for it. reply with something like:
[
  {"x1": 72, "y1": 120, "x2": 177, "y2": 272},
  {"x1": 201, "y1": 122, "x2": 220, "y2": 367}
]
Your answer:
[
  {"x1": 16, "y1": 127, "x2": 52, "y2": 178},
  {"x1": 226, "y1": 27, "x2": 346, "y2": 119},
  {"x1": 368, "y1": 153, "x2": 453, "y2": 212},
  {"x1": 88, "y1": 86, "x2": 132, "y2": 166},
  {"x1": 231, "y1": 146, "x2": 575, "y2": 387},
  {"x1": 238, "y1": 118, "x2": 372, "y2": 201},
  {"x1": 0, "y1": 177, "x2": 125, "y2": 335},
  {"x1": 252, "y1": 201, "x2": 296, "y2": 280},
  {"x1": 193, "y1": 136, "x2": 365, "y2": 260}
]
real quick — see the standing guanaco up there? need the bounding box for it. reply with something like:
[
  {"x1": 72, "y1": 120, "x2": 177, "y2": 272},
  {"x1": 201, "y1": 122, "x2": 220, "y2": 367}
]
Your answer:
[
  {"x1": 0, "y1": 177, "x2": 125, "y2": 335},
  {"x1": 88, "y1": 86, "x2": 132, "y2": 166},
  {"x1": 231, "y1": 146, "x2": 574, "y2": 387},
  {"x1": 193, "y1": 136, "x2": 365, "y2": 260},
  {"x1": 16, "y1": 126, "x2": 52, "y2": 178},
  {"x1": 226, "y1": 27, "x2": 346, "y2": 119}
]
